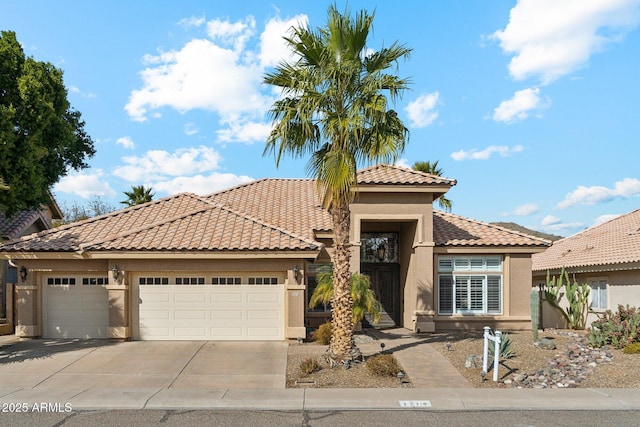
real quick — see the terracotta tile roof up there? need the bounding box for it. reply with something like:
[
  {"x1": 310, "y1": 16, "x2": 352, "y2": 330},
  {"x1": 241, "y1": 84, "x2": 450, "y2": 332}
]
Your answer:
[
  {"x1": 0, "y1": 193, "x2": 321, "y2": 253},
  {"x1": 0, "y1": 210, "x2": 46, "y2": 240},
  {"x1": 434, "y1": 211, "x2": 551, "y2": 247},
  {"x1": 532, "y1": 208, "x2": 640, "y2": 272},
  {"x1": 0, "y1": 165, "x2": 547, "y2": 254},
  {"x1": 357, "y1": 164, "x2": 457, "y2": 186},
  {"x1": 207, "y1": 179, "x2": 332, "y2": 239}
]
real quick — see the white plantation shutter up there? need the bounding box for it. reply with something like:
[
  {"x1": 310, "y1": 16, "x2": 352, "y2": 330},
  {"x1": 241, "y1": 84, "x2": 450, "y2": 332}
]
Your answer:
[
  {"x1": 437, "y1": 256, "x2": 503, "y2": 315},
  {"x1": 487, "y1": 276, "x2": 502, "y2": 313},
  {"x1": 438, "y1": 275, "x2": 453, "y2": 314}
]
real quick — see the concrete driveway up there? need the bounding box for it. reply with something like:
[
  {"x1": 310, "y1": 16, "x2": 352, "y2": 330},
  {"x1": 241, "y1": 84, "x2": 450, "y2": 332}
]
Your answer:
[{"x1": 0, "y1": 339, "x2": 288, "y2": 389}]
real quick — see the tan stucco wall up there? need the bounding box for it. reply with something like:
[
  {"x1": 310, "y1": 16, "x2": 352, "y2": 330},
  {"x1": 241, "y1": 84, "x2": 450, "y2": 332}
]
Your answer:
[{"x1": 533, "y1": 268, "x2": 640, "y2": 329}]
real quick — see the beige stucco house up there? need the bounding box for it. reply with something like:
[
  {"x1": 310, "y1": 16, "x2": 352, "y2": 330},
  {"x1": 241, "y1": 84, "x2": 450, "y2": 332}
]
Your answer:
[
  {"x1": 0, "y1": 200, "x2": 62, "y2": 335},
  {"x1": 0, "y1": 165, "x2": 549, "y2": 341},
  {"x1": 532, "y1": 208, "x2": 640, "y2": 328}
]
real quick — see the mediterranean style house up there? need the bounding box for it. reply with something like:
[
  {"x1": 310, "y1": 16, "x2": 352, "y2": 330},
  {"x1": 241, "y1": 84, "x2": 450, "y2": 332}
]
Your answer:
[
  {"x1": 0, "y1": 165, "x2": 549, "y2": 341},
  {"x1": 532, "y1": 208, "x2": 640, "y2": 328},
  {"x1": 0, "y1": 199, "x2": 62, "y2": 335}
]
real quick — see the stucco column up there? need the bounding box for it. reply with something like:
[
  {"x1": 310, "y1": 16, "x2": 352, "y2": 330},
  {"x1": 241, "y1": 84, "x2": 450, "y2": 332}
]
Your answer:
[
  {"x1": 106, "y1": 269, "x2": 130, "y2": 339},
  {"x1": 285, "y1": 267, "x2": 306, "y2": 339},
  {"x1": 411, "y1": 243, "x2": 436, "y2": 332},
  {"x1": 15, "y1": 269, "x2": 39, "y2": 337}
]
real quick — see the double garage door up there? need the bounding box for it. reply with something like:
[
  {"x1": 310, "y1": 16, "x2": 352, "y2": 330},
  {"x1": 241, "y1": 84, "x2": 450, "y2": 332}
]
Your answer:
[
  {"x1": 42, "y1": 274, "x2": 285, "y2": 341},
  {"x1": 137, "y1": 275, "x2": 285, "y2": 340}
]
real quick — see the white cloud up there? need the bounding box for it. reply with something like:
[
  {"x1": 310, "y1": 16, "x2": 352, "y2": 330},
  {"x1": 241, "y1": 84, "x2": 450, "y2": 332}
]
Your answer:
[
  {"x1": 177, "y1": 15, "x2": 205, "y2": 29},
  {"x1": 206, "y1": 17, "x2": 255, "y2": 52},
  {"x1": 259, "y1": 14, "x2": 307, "y2": 67},
  {"x1": 184, "y1": 123, "x2": 199, "y2": 136},
  {"x1": 125, "y1": 14, "x2": 306, "y2": 144},
  {"x1": 405, "y1": 92, "x2": 440, "y2": 128},
  {"x1": 537, "y1": 214, "x2": 584, "y2": 233},
  {"x1": 541, "y1": 215, "x2": 561, "y2": 226},
  {"x1": 53, "y1": 170, "x2": 117, "y2": 199},
  {"x1": 493, "y1": 87, "x2": 549, "y2": 123},
  {"x1": 492, "y1": 0, "x2": 640, "y2": 84},
  {"x1": 451, "y1": 144, "x2": 524, "y2": 161},
  {"x1": 593, "y1": 213, "x2": 622, "y2": 225},
  {"x1": 216, "y1": 118, "x2": 272, "y2": 143},
  {"x1": 116, "y1": 136, "x2": 135, "y2": 149},
  {"x1": 113, "y1": 146, "x2": 222, "y2": 183},
  {"x1": 557, "y1": 177, "x2": 640, "y2": 208},
  {"x1": 154, "y1": 173, "x2": 253, "y2": 196},
  {"x1": 513, "y1": 203, "x2": 539, "y2": 216},
  {"x1": 394, "y1": 158, "x2": 411, "y2": 169}
]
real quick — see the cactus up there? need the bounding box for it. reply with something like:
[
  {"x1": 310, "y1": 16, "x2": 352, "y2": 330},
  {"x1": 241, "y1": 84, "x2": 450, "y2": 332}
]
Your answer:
[
  {"x1": 530, "y1": 288, "x2": 540, "y2": 341},
  {"x1": 544, "y1": 268, "x2": 591, "y2": 330}
]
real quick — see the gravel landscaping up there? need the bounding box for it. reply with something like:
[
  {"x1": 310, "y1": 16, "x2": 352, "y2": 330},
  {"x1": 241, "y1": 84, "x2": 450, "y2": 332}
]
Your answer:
[{"x1": 287, "y1": 329, "x2": 640, "y2": 389}]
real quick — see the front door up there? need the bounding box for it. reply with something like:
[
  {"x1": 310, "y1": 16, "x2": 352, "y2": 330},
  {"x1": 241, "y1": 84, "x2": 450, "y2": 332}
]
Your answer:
[{"x1": 361, "y1": 264, "x2": 400, "y2": 328}]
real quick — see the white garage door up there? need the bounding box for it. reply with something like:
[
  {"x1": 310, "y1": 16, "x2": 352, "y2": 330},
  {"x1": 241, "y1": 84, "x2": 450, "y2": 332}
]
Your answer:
[
  {"x1": 138, "y1": 276, "x2": 285, "y2": 340},
  {"x1": 43, "y1": 275, "x2": 109, "y2": 339}
]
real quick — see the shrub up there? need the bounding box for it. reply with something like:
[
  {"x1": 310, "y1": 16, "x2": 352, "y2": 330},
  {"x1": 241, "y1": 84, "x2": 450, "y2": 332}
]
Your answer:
[
  {"x1": 623, "y1": 342, "x2": 640, "y2": 355},
  {"x1": 300, "y1": 357, "x2": 322, "y2": 374},
  {"x1": 366, "y1": 354, "x2": 402, "y2": 377},
  {"x1": 500, "y1": 332, "x2": 516, "y2": 359},
  {"x1": 588, "y1": 305, "x2": 640, "y2": 349},
  {"x1": 312, "y1": 322, "x2": 333, "y2": 345}
]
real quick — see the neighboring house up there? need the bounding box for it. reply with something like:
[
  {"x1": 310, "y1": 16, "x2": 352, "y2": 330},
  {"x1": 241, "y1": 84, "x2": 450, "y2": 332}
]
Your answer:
[
  {"x1": 0, "y1": 199, "x2": 63, "y2": 334},
  {"x1": 0, "y1": 165, "x2": 549, "y2": 341},
  {"x1": 532, "y1": 208, "x2": 640, "y2": 328}
]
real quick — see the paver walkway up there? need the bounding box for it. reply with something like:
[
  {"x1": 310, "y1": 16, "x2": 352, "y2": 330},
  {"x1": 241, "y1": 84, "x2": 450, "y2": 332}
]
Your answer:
[{"x1": 364, "y1": 328, "x2": 471, "y2": 388}]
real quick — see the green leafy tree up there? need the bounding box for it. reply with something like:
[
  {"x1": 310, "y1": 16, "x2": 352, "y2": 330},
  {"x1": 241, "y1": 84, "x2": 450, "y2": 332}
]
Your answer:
[
  {"x1": 264, "y1": 5, "x2": 410, "y2": 362},
  {"x1": 0, "y1": 31, "x2": 95, "y2": 217},
  {"x1": 310, "y1": 268, "x2": 383, "y2": 326},
  {"x1": 121, "y1": 185, "x2": 155, "y2": 207},
  {"x1": 412, "y1": 160, "x2": 452, "y2": 211}
]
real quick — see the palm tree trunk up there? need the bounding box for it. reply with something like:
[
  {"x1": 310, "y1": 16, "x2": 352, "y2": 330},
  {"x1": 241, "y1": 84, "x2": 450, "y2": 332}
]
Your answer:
[{"x1": 328, "y1": 199, "x2": 360, "y2": 362}]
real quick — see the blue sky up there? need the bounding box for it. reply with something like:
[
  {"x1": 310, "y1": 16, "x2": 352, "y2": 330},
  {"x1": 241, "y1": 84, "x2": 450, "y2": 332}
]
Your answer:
[{"x1": 3, "y1": 0, "x2": 640, "y2": 236}]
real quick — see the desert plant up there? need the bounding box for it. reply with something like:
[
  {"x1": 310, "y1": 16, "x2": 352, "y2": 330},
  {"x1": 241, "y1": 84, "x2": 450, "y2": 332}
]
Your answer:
[
  {"x1": 500, "y1": 332, "x2": 516, "y2": 359},
  {"x1": 544, "y1": 268, "x2": 591, "y2": 330},
  {"x1": 530, "y1": 288, "x2": 540, "y2": 341},
  {"x1": 623, "y1": 342, "x2": 640, "y2": 355},
  {"x1": 588, "y1": 305, "x2": 640, "y2": 349},
  {"x1": 312, "y1": 322, "x2": 333, "y2": 345},
  {"x1": 365, "y1": 354, "x2": 403, "y2": 377},
  {"x1": 309, "y1": 268, "x2": 383, "y2": 325},
  {"x1": 300, "y1": 357, "x2": 322, "y2": 374}
]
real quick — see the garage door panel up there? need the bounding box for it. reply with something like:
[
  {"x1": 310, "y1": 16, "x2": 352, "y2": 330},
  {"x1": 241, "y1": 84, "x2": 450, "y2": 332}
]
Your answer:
[
  {"x1": 140, "y1": 309, "x2": 170, "y2": 320},
  {"x1": 212, "y1": 293, "x2": 243, "y2": 303},
  {"x1": 174, "y1": 310, "x2": 206, "y2": 320},
  {"x1": 44, "y1": 278, "x2": 108, "y2": 339},
  {"x1": 212, "y1": 310, "x2": 243, "y2": 320},
  {"x1": 138, "y1": 284, "x2": 283, "y2": 340},
  {"x1": 174, "y1": 293, "x2": 207, "y2": 303},
  {"x1": 248, "y1": 310, "x2": 279, "y2": 320}
]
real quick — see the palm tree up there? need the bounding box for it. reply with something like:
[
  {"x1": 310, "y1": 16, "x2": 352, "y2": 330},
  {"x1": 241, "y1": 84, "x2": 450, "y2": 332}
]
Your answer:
[
  {"x1": 309, "y1": 268, "x2": 382, "y2": 326},
  {"x1": 264, "y1": 5, "x2": 410, "y2": 362},
  {"x1": 121, "y1": 185, "x2": 155, "y2": 207},
  {"x1": 412, "y1": 160, "x2": 452, "y2": 211}
]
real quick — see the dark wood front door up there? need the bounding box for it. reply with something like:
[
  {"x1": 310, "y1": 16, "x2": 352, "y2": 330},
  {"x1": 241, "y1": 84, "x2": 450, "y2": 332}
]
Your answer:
[{"x1": 361, "y1": 264, "x2": 400, "y2": 328}]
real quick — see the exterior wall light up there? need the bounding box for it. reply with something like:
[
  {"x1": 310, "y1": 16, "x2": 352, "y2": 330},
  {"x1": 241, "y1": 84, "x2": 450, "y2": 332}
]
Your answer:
[
  {"x1": 112, "y1": 265, "x2": 120, "y2": 282},
  {"x1": 376, "y1": 243, "x2": 386, "y2": 261},
  {"x1": 19, "y1": 266, "x2": 27, "y2": 283},
  {"x1": 293, "y1": 265, "x2": 300, "y2": 283}
]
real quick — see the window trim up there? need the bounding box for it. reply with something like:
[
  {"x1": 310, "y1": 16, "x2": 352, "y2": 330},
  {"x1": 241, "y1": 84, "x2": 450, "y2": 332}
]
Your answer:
[
  {"x1": 589, "y1": 279, "x2": 608, "y2": 310},
  {"x1": 437, "y1": 256, "x2": 503, "y2": 315}
]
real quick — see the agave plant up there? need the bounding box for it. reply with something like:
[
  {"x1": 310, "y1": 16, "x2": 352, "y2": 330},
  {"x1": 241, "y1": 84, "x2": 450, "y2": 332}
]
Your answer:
[{"x1": 310, "y1": 267, "x2": 382, "y2": 326}]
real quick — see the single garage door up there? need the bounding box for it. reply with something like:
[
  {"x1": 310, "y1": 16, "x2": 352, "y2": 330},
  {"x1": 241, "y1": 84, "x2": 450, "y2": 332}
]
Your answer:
[
  {"x1": 43, "y1": 275, "x2": 109, "y2": 339},
  {"x1": 138, "y1": 275, "x2": 285, "y2": 340}
]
